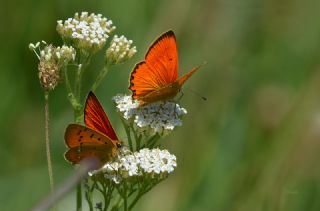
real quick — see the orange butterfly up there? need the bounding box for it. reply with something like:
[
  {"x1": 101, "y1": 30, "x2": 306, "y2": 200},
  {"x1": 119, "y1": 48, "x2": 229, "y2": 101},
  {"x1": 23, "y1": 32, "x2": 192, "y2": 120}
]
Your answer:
[
  {"x1": 129, "y1": 30, "x2": 200, "y2": 106},
  {"x1": 64, "y1": 91, "x2": 121, "y2": 166}
]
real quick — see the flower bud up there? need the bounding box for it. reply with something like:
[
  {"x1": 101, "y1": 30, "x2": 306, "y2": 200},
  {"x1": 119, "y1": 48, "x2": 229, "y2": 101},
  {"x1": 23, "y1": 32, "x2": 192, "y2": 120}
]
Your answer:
[
  {"x1": 106, "y1": 35, "x2": 137, "y2": 65},
  {"x1": 38, "y1": 58, "x2": 59, "y2": 91}
]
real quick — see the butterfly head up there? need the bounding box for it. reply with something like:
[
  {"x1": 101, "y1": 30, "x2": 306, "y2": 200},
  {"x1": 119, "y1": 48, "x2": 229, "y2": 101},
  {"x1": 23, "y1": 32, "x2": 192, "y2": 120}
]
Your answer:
[{"x1": 116, "y1": 142, "x2": 122, "y2": 149}]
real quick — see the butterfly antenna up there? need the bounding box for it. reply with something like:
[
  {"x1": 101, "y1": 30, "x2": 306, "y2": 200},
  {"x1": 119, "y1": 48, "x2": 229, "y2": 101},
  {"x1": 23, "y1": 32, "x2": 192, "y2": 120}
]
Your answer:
[
  {"x1": 195, "y1": 61, "x2": 207, "y2": 70},
  {"x1": 185, "y1": 87, "x2": 207, "y2": 101},
  {"x1": 201, "y1": 61, "x2": 208, "y2": 66}
]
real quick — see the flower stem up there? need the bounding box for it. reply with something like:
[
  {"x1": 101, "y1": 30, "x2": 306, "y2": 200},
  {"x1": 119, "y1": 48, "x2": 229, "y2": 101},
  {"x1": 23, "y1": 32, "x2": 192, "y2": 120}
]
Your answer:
[
  {"x1": 128, "y1": 179, "x2": 164, "y2": 210},
  {"x1": 75, "y1": 108, "x2": 82, "y2": 210},
  {"x1": 91, "y1": 65, "x2": 110, "y2": 92},
  {"x1": 120, "y1": 118, "x2": 133, "y2": 151},
  {"x1": 68, "y1": 51, "x2": 91, "y2": 211},
  {"x1": 104, "y1": 183, "x2": 114, "y2": 211},
  {"x1": 131, "y1": 126, "x2": 142, "y2": 150},
  {"x1": 123, "y1": 181, "x2": 128, "y2": 211},
  {"x1": 75, "y1": 64, "x2": 83, "y2": 100},
  {"x1": 84, "y1": 179, "x2": 94, "y2": 211},
  {"x1": 44, "y1": 92, "x2": 54, "y2": 194},
  {"x1": 146, "y1": 134, "x2": 160, "y2": 148},
  {"x1": 77, "y1": 183, "x2": 82, "y2": 211}
]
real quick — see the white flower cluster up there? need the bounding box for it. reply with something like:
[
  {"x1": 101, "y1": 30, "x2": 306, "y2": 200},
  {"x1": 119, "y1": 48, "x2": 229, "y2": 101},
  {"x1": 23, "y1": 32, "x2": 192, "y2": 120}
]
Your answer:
[
  {"x1": 113, "y1": 95, "x2": 187, "y2": 135},
  {"x1": 29, "y1": 41, "x2": 76, "y2": 64},
  {"x1": 90, "y1": 148, "x2": 177, "y2": 184},
  {"x1": 56, "y1": 12, "x2": 116, "y2": 52},
  {"x1": 106, "y1": 35, "x2": 137, "y2": 64},
  {"x1": 55, "y1": 45, "x2": 76, "y2": 63}
]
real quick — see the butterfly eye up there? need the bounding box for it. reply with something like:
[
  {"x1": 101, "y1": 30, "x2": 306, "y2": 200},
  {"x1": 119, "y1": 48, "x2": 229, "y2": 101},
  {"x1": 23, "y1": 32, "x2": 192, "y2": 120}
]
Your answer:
[{"x1": 116, "y1": 143, "x2": 122, "y2": 148}]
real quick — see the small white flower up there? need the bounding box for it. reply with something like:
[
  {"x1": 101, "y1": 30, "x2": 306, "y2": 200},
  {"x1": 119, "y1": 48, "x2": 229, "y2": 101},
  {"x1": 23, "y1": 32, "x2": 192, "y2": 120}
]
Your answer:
[
  {"x1": 90, "y1": 148, "x2": 177, "y2": 183},
  {"x1": 106, "y1": 35, "x2": 137, "y2": 64},
  {"x1": 56, "y1": 12, "x2": 116, "y2": 53},
  {"x1": 28, "y1": 42, "x2": 40, "y2": 50},
  {"x1": 113, "y1": 94, "x2": 187, "y2": 135},
  {"x1": 55, "y1": 45, "x2": 76, "y2": 63},
  {"x1": 30, "y1": 42, "x2": 76, "y2": 64},
  {"x1": 136, "y1": 148, "x2": 177, "y2": 174},
  {"x1": 29, "y1": 42, "x2": 76, "y2": 90}
]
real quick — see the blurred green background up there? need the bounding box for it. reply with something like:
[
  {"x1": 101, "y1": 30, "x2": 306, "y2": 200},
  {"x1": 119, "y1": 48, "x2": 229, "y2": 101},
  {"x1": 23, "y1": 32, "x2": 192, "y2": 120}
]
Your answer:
[{"x1": 1, "y1": 0, "x2": 320, "y2": 210}]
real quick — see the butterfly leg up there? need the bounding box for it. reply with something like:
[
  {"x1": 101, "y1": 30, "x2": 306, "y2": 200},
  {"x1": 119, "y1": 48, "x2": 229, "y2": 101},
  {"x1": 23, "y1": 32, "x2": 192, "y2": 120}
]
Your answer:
[
  {"x1": 169, "y1": 99, "x2": 179, "y2": 118},
  {"x1": 176, "y1": 90, "x2": 184, "y2": 102},
  {"x1": 171, "y1": 91, "x2": 184, "y2": 117}
]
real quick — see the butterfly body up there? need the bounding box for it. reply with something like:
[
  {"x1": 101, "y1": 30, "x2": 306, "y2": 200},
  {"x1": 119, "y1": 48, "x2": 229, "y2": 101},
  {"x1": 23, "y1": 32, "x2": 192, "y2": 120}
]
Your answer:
[
  {"x1": 135, "y1": 81, "x2": 180, "y2": 106},
  {"x1": 129, "y1": 30, "x2": 200, "y2": 106},
  {"x1": 64, "y1": 92, "x2": 121, "y2": 166}
]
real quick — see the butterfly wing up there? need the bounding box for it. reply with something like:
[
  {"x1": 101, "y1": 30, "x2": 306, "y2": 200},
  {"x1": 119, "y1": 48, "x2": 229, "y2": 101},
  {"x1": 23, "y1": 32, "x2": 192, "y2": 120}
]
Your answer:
[
  {"x1": 177, "y1": 65, "x2": 201, "y2": 87},
  {"x1": 129, "y1": 30, "x2": 178, "y2": 100},
  {"x1": 84, "y1": 92, "x2": 118, "y2": 141},
  {"x1": 64, "y1": 124, "x2": 118, "y2": 165},
  {"x1": 64, "y1": 124, "x2": 116, "y2": 148},
  {"x1": 65, "y1": 144, "x2": 116, "y2": 165}
]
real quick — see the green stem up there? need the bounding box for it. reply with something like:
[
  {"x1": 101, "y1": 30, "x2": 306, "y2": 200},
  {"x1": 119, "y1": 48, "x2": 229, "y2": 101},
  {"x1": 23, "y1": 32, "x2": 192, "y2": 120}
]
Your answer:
[
  {"x1": 128, "y1": 179, "x2": 164, "y2": 210},
  {"x1": 91, "y1": 65, "x2": 110, "y2": 92},
  {"x1": 74, "y1": 106, "x2": 83, "y2": 124},
  {"x1": 128, "y1": 193, "x2": 142, "y2": 211},
  {"x1": 128, "y1": 188, "x2": 147, "y2": 210},
  {"x1": 64, "y1": 66, "x2": 81, "y2": 112},
  {"x1": 104, "y1": 184, "x2": 114, "y2": 211},
  {"x1": 64, "y1": 51, "x2": 91, "y2": 211},
  {"x1": 64, "y1": 66, "x2": 73, "y2": 97},
  {"x1": 44, "y1": 92, "x2": 54, "y2": 194},
  {"x1": 75, "y1": 107, "x2": 82, "y2": 209},
  {"x1": 146, "y1": 134, "x2": 160, "y2": 148},
  {"x1": 85, "y1": 179, "x2": 94, "y2": 211},
  {"x1": 120, "y1": 118, "x2": 133, "y2": 151},
  {"x1": 111, "y1": 194, "x2": 123, "y2": 211},
  {"x1": 130, "y1": 124, "x2": 141, "y2": 150},
  {"x1": 77, "y1": 183, "x2": 82, "y2": 211},
  {"x1": 74, "y1": 51, "x2": 91, "y2": 106},
  {"x1": 74, "y1": 63, "x2": 85, "y2": 211},
  {"x1": 75, "y1": 64, "x2": 83, "y2": 100},
  {"x1": 123, "y1": 181, "x2": 128, "y2": 211},
  {"x1": 136, "y1": 134, "x2": 141, "y2": 151}
]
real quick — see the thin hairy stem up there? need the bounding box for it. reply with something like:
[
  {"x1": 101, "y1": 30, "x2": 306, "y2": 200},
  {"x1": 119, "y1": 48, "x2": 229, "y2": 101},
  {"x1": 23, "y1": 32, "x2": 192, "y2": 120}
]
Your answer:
[
  {"x1": 44, "y1": 92, "x2": 54, "y2": 194},
  {"x1": 75, "y1": 64, "x2": 83, "y2": 100},
  {"x1": 74, "y1": 51, "x2": 91, "y2": 107},
  {"x1": 64, "y1": 66, "x2": 78, "y2": 108},
  {"x1": 91, "y1": 65, "x2": 110, "y2": 92}
]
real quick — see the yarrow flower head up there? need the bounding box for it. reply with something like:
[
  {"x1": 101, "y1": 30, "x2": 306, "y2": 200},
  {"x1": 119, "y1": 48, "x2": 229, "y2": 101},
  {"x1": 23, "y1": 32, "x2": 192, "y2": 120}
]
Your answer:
[
  {"x1": 29, "y1": 41, "x2": 76, "y2": 90},
  {"x1": 89, "y1": 148, "x2": 177, "y2": 184},
  {"x1": 106, "y1": 35, "x2": 137, "y2": 65},
  {"x1": 54, "y1": 45, "x2": 76, "y2": 63},
  {"x1": 113, "y1": 95, "x2": 187, "y2": 135},
  {"x1": 56, "y1": 12, "x2": 116, "y2": 53}
]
